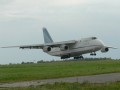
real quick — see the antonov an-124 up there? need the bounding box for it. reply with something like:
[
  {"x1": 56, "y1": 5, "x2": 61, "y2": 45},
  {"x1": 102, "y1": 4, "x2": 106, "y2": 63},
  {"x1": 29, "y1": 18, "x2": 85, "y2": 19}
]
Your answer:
[{"x1": 2, "y1": 28, "x2": 116, "y2": 59}]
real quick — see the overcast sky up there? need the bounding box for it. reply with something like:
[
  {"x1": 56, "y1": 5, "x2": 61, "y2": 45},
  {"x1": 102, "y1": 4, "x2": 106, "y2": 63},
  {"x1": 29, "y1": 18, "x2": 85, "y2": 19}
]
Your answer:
[{"x1": 0, "y1": 0, "x2": 120, "y2": 64}]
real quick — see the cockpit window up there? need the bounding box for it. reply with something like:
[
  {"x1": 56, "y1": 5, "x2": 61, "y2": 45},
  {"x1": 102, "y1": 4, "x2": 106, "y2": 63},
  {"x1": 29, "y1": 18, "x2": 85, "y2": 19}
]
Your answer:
[{"x1": 92, "y1": 37, "x2": 97, "y2": 40}]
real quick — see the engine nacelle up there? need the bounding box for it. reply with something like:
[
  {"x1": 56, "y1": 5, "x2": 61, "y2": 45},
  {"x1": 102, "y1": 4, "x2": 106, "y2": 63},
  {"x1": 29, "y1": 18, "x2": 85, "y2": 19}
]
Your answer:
[
  {"x1": 60, "y1": 45, "x2": 69, "y2": 51},
  {"x1": 101, "y1": 47, "x2": 109, "y2": 53},
  {"x1": 43, "y1": 46, "x2": 51, "y2": 52}
]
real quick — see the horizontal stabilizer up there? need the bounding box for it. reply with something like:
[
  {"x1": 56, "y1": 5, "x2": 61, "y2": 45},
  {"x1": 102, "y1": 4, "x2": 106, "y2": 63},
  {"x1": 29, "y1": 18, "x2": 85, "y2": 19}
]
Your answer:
[{"x1": 105, "y1": 46, "x2": 118, "y2": 49}]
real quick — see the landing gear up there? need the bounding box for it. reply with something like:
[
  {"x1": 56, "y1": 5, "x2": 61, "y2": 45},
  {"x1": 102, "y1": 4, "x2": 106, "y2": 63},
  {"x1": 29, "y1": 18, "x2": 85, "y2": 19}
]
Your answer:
[
  {"x1": 74, "y1": 55, "x2": 84, "y2": 59},
  {"x1": 90, "y1": 52, "x2": 96, "y2": 56},
  {"x1": 61, "y1": 55, "x2": 70, "y2": 59}
]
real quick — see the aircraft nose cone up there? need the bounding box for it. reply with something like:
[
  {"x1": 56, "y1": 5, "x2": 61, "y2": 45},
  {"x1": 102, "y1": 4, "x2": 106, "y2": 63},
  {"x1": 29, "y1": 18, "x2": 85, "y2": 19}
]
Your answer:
[{"x1": 98, "y1": 39, "x2": 105, "y2": 47}]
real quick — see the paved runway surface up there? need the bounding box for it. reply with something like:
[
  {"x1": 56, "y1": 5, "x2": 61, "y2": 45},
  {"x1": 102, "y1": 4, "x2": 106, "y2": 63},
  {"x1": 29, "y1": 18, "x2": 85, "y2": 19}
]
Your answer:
[{"x1": 0, "y1": 73, "x2": 120, "y2": 87}]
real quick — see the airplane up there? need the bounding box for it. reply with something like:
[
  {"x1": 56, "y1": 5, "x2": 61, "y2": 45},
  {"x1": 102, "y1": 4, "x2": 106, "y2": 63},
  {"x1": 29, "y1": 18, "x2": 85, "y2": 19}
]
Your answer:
[{"x1": 2, "y1": 28, "x2": 116, "y2": 59}]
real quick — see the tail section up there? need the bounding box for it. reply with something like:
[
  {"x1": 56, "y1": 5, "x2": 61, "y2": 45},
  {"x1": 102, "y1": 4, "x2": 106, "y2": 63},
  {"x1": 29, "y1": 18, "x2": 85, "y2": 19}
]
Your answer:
[{"x1": 43, "y1": 27, "x2": 54, "y2": 44}]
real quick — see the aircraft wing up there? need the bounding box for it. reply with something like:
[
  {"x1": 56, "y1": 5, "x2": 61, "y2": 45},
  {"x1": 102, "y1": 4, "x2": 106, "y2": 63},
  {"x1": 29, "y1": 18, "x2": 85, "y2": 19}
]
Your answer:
[
  {"x1": 1, "y1": 44, "x2": 44, "y2": 49},
  {"x1": 1, "y1": 40, "x2": 77, "y2": 49}
]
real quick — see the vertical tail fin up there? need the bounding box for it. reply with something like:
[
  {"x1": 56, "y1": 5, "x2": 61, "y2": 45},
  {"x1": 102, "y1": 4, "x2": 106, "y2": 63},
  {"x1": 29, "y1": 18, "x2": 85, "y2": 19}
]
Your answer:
[{"x1": 43, "y1": 27, "x2": 54, "y2": 44}]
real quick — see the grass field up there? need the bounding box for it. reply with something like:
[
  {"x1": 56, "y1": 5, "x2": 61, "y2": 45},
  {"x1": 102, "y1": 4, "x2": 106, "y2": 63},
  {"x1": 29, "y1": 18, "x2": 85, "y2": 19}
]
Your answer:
[
  {"x1": 0, "y1": 60, "x2": 120, "y2": 83},
  {"x1": 1, "y1": 82, "x2": 120, "y2": 90}
]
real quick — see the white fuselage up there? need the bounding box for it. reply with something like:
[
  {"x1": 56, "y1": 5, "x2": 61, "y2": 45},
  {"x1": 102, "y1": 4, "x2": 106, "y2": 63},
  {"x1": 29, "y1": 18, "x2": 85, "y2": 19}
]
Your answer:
[{"x1": 45, "y1": 37, "x2": 104, "y2": 57}]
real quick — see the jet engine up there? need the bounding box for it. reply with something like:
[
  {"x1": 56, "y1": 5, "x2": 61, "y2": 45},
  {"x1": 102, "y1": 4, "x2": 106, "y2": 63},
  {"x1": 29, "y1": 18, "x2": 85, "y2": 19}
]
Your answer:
[
  {"x1": 60, "y1": 45, "x2": 69, "y2": 51},
  {"x1": 101, "y1": 47, "x2": 109, "y2": 53},
  {"x1": 43, "y1": 46, "x2": 51, "y2": 52}
]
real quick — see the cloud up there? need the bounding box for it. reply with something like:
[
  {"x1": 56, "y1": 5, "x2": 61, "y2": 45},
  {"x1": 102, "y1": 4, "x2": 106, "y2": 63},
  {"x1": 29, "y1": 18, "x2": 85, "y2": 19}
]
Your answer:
[
  {"x1": 0, "y1": 0, "x2": 87, "y2": 20},
  {"x1": 0, "y1": 0, "x2": 14, "y2": 6},
  {"x1": 0, "y1": 0, "x2": 120, "y2": 21}
]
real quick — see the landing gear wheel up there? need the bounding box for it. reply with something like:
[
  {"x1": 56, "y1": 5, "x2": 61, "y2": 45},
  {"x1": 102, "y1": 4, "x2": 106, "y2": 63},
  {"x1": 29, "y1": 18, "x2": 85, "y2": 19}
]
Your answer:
[
  {"x1": 74, "y1": 55, "x2": 84, "y2": 60},
  {"x1": 80, "y1": 56, "x2": 84, "y2": 59}
]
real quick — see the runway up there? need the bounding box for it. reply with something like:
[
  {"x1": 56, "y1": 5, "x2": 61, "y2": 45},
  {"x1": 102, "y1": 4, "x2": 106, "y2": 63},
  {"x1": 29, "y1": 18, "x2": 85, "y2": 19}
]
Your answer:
[{"x1": 0, "y1": 73, "x2": 120, "y2": 87}]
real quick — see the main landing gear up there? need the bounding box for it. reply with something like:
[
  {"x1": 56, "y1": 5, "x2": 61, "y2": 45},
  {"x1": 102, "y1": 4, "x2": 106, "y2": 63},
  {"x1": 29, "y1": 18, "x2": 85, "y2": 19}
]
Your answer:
[
  {"x1": 74, "y1": 55, "x2": 84, "y2": 59},
  {"x1": 61, "y1": 55, "x2": 70, "y2": 59}
]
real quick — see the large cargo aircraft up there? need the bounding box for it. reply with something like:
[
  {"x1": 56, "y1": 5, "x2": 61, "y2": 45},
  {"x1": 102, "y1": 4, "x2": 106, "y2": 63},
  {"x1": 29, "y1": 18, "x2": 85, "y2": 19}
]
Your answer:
[{"x1": 2, "y1": 28, "x2": 116, "y2": 59}]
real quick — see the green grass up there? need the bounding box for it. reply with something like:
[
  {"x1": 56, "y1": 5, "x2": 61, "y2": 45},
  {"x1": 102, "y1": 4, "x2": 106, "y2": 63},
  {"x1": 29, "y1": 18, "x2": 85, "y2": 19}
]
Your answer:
[
  {"x1": 0, "y1": 60, "x2": 120, "y2": 83},
  {"x1": 1, "y1": 82, "x2": 120, "y2": 90}
]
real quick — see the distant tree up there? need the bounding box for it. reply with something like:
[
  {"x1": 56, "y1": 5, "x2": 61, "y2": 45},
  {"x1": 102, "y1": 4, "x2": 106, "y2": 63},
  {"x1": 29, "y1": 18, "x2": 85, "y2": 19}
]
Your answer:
[
  {"x1": 26, "y1": 62, "x2": 34, "y2": 64},
  {"x1": 37, "y1": 60, "x2": 44, "y2": 63},
  {"x1": 51, "y1": 59, "x2": 55, "y2": 62},
  {"x1": 21, "y1": 61, "x2": 34, "y2": 64},
  {"x1": 9, "y1": 63, "x2": 13, "y2": 65},
  {"x1": 21, "y1": 61, "x2": 25, "y2": 64}
]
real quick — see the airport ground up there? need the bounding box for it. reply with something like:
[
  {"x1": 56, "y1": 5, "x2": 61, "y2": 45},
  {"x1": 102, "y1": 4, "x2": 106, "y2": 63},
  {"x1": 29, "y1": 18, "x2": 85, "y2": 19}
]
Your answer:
[
  {"x1": 0, "y1": 82, "x2": 120, "y2": 90},
  {"x1": 0, "y1": 59, "x2": 120, "y2": 89}
]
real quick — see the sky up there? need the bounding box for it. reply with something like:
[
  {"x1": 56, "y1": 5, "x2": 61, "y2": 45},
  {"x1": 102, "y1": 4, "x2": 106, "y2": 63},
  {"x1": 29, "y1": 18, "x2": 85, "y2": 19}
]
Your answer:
[{"x1": 0, "y1": 0, "x2": 120, "y2": 64}]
